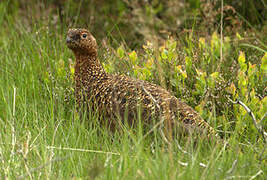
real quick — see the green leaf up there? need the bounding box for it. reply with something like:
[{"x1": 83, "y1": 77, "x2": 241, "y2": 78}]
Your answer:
[
  {"x1": 117, "y1": 45, "x2": 125, "y2": 58},
  {"x1": 238, "y1": 51, "x2": 247, "y2": 71},
  {"x1": 238, "y1": 51, "x2": 246, "y2": 64},
  {"x1": 210, "y1": 72, "x2": 219, "y2": 79},
  {"x1": 262, "y1": 96, "x2": 267, "y2": 109},
  {"x1": 129, "y1": 51, "x2": 137, "y2": 64},
  {"x1": 176, "y1": 65, "x2": 187, "y2": 79},
  {"x1": 236, "y1": 32, "x2": 242, "y2": 40},
  {"x1": 261, "y1": 52, "x2": 267, "y2": 71},
  {"x1": 198, "y1": 37, "x2": 205, "y2": 48},
  {"x1": 161, "y1": 50, "x2": 168, "y2": 60},
  {"x1": 247, "y1": 62, "x2": 256, "y2": 77},
  {"x1": 169, "y1": 41, "x2": 177, "y2": 51},
  {"x1": 185, "y1": 56, "x2": 192, "y2": 71},
  {"x1": 211, "y1": 32, "x2": 219, "y2": 48}
]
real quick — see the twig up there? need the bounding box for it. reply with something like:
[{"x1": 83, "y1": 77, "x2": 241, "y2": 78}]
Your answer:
[
  {"x1": 228, "y1": 98, "x2": 257, "y2": 128},
  {"x1": 228, "y1": 97, "x2": 266, "y2": 142}
]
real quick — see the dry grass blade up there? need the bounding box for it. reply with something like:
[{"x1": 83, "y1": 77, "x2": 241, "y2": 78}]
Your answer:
[{"x1": 46, "y1": 146, "x2": 121, "y2": 156}]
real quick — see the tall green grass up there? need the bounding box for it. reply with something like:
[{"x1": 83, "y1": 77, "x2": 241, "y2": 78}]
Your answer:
[{"x1": 0, "y1": 1, "x2": 266, "y2": 179}]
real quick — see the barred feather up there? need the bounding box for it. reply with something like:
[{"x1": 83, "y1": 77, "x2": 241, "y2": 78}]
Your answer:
[{"x1": 66, "y1": 28, "x2": 219, "y2": 139}]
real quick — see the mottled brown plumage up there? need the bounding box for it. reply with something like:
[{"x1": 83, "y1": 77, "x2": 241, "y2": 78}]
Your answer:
[{"x1": 66, "y1": 28, "x2": 219, "y2": 139}]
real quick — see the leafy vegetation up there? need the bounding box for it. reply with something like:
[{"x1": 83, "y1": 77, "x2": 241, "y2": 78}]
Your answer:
[{"x1": 0, "y1": 0, "x2": 266, "y2": 179}]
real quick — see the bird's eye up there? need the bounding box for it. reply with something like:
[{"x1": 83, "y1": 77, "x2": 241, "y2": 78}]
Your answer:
[{"x1": 82, "y1": 33, "x2": 87, "y2": 38}]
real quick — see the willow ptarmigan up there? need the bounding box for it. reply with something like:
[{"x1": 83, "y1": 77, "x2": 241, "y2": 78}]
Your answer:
[{"x1": 66, "y1": 28, "x2": 219, "y2": 139}]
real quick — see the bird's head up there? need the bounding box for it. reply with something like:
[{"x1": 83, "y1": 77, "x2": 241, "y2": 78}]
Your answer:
[{"x1": 66, "y1": 28, "x2": 97, "y2": 56}]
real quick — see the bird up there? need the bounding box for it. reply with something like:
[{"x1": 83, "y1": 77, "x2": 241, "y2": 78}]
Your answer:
[{"x1": 66, "y1": 28, "x2": 219, "y2": 140}]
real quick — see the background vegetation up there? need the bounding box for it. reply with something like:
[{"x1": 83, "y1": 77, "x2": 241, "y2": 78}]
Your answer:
[{"x1": 0, "y1": 0, "x2": 266, "y2": 179}]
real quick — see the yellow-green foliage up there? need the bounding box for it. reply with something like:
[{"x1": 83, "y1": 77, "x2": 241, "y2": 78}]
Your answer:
[
  {"x1": 97, "y1": 31, "x2": 266, "y2": 141},
  {"x1": 230, "y1": 52, "x2": 266, "y2": 140}
]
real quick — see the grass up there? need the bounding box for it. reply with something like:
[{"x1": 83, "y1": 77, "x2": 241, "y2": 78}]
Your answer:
[{"x1": 0, "y1": 1, "x2": 266, "y2": 179}]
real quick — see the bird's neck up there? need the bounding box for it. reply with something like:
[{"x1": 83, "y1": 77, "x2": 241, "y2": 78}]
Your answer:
[{"x1": 74, "y1": 52, "x2": 107, "y2": 81}]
